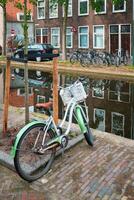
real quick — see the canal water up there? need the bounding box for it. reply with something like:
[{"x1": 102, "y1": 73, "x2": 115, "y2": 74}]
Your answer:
[{"x1": 0, "y1": 69, "x2": 134, "y2": 140}]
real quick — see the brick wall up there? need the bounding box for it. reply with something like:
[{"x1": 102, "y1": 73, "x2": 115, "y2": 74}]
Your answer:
[
  {"x1": 34, "y1": 0, "x2": 132, "y2": 53},
  {"x1": 9, "y1": 89, "x2": 34, "y2": 107}
]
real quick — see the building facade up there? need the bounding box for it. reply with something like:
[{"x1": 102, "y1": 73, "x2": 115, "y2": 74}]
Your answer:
[
  {"x1": 34, "y1": 0, "x2": 132, "y2": 56},
  {"x1": 6, "y1": 1, "x2": 34, "y2": 43}
]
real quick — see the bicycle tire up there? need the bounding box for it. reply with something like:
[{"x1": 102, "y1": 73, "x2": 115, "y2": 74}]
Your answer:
[
  {"x1": 84, "y1": 125, "x2": 94, "y2": 146},
  {"x1": 14, "y1": 123, "x2": 56, "y2": 182},
  {"x1": 80, "y1": 56, "x2": 91, "y2": 67},
  {"x1": 70, "y1": 54, "x2": 78, "y2": 64}
]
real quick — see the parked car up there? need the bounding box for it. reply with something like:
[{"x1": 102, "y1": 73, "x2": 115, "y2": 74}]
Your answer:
[{"x1": 13, "y1": 43, "x2": 54, "y2": 61}]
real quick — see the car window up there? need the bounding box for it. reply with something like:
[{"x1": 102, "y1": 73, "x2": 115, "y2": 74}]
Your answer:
[
  {"x1": 28, "y1": 44, "x2": 43, "y2": 50},
  {"x1": 42, "y1": 44, "x2": 53, "y2": 49}
]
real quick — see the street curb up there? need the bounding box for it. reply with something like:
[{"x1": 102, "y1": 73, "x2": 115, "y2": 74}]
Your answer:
[{"x1": 0, "y1": 133, "x2": 84, "y2": 173}]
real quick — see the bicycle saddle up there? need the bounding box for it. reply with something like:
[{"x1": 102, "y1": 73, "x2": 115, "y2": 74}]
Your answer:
[{"x1": 36, "y1": 101, "x2": 53, "y2": 110}]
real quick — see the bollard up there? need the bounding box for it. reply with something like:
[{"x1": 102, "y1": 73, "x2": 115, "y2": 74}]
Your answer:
[
  {"x1": 53, "y1": 50, "x2": 59, "y2": 124},
  {"x1": 2, "y1": 57, "x2": 11, "y2": 136}
]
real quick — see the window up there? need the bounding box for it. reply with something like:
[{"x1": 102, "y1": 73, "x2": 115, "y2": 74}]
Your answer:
[
  {"x1": 92, "y1": 80, "x2": 104, "y2": 99},
  {"x1": 49, "y1": 0, "x2": 58, "y2": 18},
  {"x1": 94, "y1": 108, "x2": 105, "y2": 131},
  {"x1": 78, "y1": 26, "x2": 89, "y2": 48},
  {"x1": 17, "y1": 13, "x2": 32, "y2": 21},
  {"x1": 111, "y1": 112, "x2": 124, "y2": 136},
  {"x1": 108, "y1": 80, "x2": 130, "y2": 103},
  {"x1": 95, "y1": 0, "x2": 106, "y2": 14},
  {"x1": 51, "y1": 28, "x2": 60, "y2": 48},
  {"x1": 113, "y1": 0, "x2": 126, "y2": 13},
  {"x1": 93, "y1": 25, "x2": 105, "y2": 49},
  {"x1": 78, "y1": 0, "x2": 89, "y2": 16},
  {"x1": 37, "y1": 95, "x2": 46, "y2": 103},
  {"x1": 63, "y1": 0, "x2": 72, "y2": 17},
  {"x1": 37, "y1": 0, "x2": 45, "y2": 19},
  {"x1": 36, "y1": 28, "x2": 48, "y2": 43},
  {"x1": 66, "y1": 27, "x2": 73, "y2": 48},
  {"x1": 17, "y1": 88, "x2": 33, "y2": 96},
  {"x1": 110, "y1": 24, "x2": 131, "y2": 55}
]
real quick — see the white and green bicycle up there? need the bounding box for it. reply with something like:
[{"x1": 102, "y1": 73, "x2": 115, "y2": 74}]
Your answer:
[{"x1": 11, "y1": 79, "x2": 94, "y2": 182}]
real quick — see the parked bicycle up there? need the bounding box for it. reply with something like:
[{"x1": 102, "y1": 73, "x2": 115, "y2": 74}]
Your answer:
[
  {"x1": 114, "y1": 49, "x2": 129, "y2": 67},
  {"x1": 70, "y1": 49, "x2": 85, "y2": 64},
  {"x1": 11, "y1": 78, "x2": 94, "y2": 182},
  {"x1": 70, "y1": 49, "x2": 130, "y2": 67}
]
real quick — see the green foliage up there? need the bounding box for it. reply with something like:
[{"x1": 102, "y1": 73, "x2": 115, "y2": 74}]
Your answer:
[{"x1": 15, "y1": 1, "x2": 23, "y2": 10}]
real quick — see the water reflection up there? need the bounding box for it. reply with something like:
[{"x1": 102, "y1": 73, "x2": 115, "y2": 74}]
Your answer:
[
  {"x1": 0, "y1": 69, "x2": 134, "y2": 140},
  {"x1": 64, "y1": 75, "x2": 134, "y2": 140}
]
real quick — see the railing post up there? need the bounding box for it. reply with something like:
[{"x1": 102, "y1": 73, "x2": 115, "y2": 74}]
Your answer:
[
  {"x1": 2, "y1": 57, "x2": 11, "y2": 136},
  {"x1": 53, "y1": 50, "x2": 59, "y2": 124}
]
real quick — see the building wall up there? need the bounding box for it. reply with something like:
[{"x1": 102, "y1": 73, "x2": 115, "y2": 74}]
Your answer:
[
  {"x1": 9, "y1": 89, "x2": 34, "y2": 107},
  {"x1": 6, "y1": 1, "x2": 33, "y2": 22},
  {"x1": 34, "y1": 0, "x2": 132, "y2": 53},
  {"x1": 5, "y1": 1, "x2": 34, "y2": 49}
]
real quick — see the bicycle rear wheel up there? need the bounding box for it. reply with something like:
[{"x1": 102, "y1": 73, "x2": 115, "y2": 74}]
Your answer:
[{"x1": 14, "y1": 123, "x2": 56, "y2": 182}]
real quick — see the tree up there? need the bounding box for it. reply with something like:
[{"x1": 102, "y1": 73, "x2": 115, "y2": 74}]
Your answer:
[
  {"x1": 15, "y1": 0, "x2": 37, "y2": 123},
  {"x1": 0, "y1": 0, "x2": 7, "y2": 55},
  {"x1": 51, "y1": 0, "x2": 69, "y2": 60}
]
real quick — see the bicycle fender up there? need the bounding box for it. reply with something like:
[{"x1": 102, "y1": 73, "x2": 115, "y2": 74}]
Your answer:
[
  {"x1": 10, "y1": 120, "x2": 46, "y2": 158},
  {"x1": 75, "y1": 106, "x2": 87, "y2": 134}
]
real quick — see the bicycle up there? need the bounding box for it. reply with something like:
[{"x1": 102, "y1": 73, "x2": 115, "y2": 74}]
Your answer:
[
  {"x1": 114, "y1": 49, "x2": 129, "y2": 67},
  {"x1": 11, "y1": 79, "x2": 94, "y2": 182},
  {"x1": 70, "y1": 50, "x2": 84, "y2": 64}
]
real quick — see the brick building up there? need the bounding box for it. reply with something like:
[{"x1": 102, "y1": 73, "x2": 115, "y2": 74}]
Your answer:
[
  {"x1": 0, "y1": 1, "x2": 34, "y2": 52},
  {"x1": 34, "y1": 0, "x2": 132, "y2": 56}
]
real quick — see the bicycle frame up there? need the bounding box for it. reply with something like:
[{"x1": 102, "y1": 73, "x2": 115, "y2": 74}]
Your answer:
[
  {"x1": 11, "y1": 98, "x2": 88, "y2": 158},
  {"x1": 43, "y1": 98, "x2": 89, "y2": 147}
]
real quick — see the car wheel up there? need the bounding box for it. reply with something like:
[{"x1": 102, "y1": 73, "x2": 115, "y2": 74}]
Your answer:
[
  {"x1": 14, "y1": 53, "x2": 20, "y2": 59},
  {"x1": 36, "y1": 57, "x2": 41, "y2": 62}
]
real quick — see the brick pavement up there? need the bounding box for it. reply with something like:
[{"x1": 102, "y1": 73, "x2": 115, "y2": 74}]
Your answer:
[
  {"x1": 30, "y1": 135, "x2": 134, "y2": 200},
  {"x1": 0, "y1": 165, "x2": 49, "y2": 200}
]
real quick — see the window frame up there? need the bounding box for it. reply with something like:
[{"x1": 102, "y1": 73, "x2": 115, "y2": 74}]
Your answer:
[
  {"x1": 63, "y1": 0, "x2": 72, "y2": 17},
  {"x1": 17, "y1": 88, "x2": 33, "y2": 96},
  {"x1": 95, "y1": 0, "x2": 106, "y2": 14},
  {"x1": 78, "y1": 26, "x2": 89, "y2": 48},
  {"x1": 51, "y1": 27, "x2": 60, "y2": 48},
  {"x1": 93, "y1": 108, "x2": 105, "y2": 131},
  {"x1": 49, "y1": 0, "x2": 58, "y2": 19},
  {"x1": 111, "y1": 112, "x2": 125, "y2": 136},
  {"x1": 93, "y1": 25, "x2": 105, "y2": 49},
  {"x1": 37, "y1": 0, "x2": 45, "y2": 19},
  {"x1": 35, "y1": 28, "x2": 48, "y2": 43},
  {"x1": 66, "y1": 27, "x2": 73, "y2": 48},
  {"x1": 37, "y1": 95, "x2": 46, "y2": 103},
  {"x1": 78, "y1": 0, "x2": 89, "y2": 16},
  {"x1": 112, "y1": 0, "x2": 126, "y2": 13}
]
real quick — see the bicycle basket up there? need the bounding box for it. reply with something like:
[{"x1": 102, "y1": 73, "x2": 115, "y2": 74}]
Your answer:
[
  {"x1": 60, "y1": 87, "x2": 72, "y2": 105},
  {"x1": 70, "y1": 82, "x2": 87, "y2": 102}
]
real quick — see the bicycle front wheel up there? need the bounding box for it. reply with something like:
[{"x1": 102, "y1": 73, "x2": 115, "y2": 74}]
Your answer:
[
  {"x1": 14, "y1": 123, "x2": 56, "y2": 182},
  {"x1": 84, "y1": 125, "x2": 94, "y2": 146}
]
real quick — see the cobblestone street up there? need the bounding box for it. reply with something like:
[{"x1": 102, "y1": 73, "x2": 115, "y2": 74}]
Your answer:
[
  {"x1": 1, "y1": 132, "x2": 134, "y2": 200},
  {"x1": 0, "y1": 165, "x2": 48, "y2": 200},
  {"x1": 30, "y1": 137, "x2": 134, "y2": 200}
]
